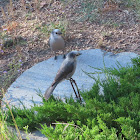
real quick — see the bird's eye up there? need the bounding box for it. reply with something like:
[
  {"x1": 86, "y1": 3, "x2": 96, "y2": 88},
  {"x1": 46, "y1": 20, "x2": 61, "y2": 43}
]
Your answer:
[{"x1": 56, "y1": 32, "x2": 58, "y2": 34}]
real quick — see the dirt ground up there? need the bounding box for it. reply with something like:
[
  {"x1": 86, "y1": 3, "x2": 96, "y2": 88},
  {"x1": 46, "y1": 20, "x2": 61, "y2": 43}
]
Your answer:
[{"x1": 0, "y1": 0, "x2": 140, "y2": 91}]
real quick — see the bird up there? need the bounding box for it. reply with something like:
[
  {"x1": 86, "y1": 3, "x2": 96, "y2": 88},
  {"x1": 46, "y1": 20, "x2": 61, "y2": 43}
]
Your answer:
[
  {"x1": 49, "y1": 29, "x2": 65, "y2": 60},
  {"x1": 44, "y1": 51, "x2": 81, "y2": 100}
]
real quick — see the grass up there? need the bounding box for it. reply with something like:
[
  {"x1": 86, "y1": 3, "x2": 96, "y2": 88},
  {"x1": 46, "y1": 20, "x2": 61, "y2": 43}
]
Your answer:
[
  {"x1": 76, "y1": 0, "x2": 103, "y2": 23},
  {"x1": 76, "y1": 0, "x2": 140, "y2": 25},
  {"x1": 0, "y1": 56, "x2": 23, "y2": 91},
  {"x1": 0, "y1": 113, "x2": 17, "y2": 140},
  {"x1": 1, "y1": 56, "x2": 140, "y2": 139},
  {"x1": 35, "y1": 20, "x2": 68, "y2": 37},
  {"x1": 0, "y1": 95, "x2": 22, "y2": 140}
]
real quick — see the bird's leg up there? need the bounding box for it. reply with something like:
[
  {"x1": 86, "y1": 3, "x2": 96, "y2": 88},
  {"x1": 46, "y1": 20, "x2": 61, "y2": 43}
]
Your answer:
[
  {"x1": 63, "y1": 50, "x2": 66, "y2": 59},
  {"x1": 70, "y1": 78, "x2": 82, "y2": 101},
  {"x1": 70, "y1": 78, "x2": 78, "y2": 99},
  {"x1": 63, "y1": 54, "x2": 66, "y2": 59},
  {"x1": 54, "y1": 52, "x2": 57, "y2": 60},
  {"x1": 54, "y1": 56, "x2": 57, "y2": 60}
]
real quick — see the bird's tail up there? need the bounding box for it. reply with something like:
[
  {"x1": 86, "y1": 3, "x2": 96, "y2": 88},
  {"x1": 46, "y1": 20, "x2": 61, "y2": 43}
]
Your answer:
[{"x1": 44, "y1": 83, "x2": 57, "y2": 100}]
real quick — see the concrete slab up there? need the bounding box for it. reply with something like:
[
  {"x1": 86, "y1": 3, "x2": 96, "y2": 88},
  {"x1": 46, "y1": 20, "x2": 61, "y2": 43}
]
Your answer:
[{"x1": 3, "y1": 49, "x2": 138, "y2": 108}]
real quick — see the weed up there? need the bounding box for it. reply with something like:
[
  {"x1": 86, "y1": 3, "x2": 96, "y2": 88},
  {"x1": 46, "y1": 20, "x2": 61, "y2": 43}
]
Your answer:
[
  {"x1": 0, "y1": 56, "x2": 23, "y2": 90},
  {"x1": 76, "y1": 0, "x2": 140, "y2": 25},
  {"x1": 0, "y1": 88, "x2": 22, "y2": 140},
  {"x1": 0, "y1": 110, "x2": 17, "y2": 140},
  {"x1": 77, "y1": 0, "x2": 103, "y2": 23},
  {"x1": 102, "y1": 20, "x2": 120, "y2": 28},
  {"x1": 36, "y1": 20, "x2": 68, "y2": 37},
  {"x1": 23, "y1": 125, "x2": 30, "y2": 140},
  {"x1": 25, "y1": 12, "x2": 32, "y2": 20},
  {"x1": 0, "y1": 31, "x2": 8, "y2": 40}
]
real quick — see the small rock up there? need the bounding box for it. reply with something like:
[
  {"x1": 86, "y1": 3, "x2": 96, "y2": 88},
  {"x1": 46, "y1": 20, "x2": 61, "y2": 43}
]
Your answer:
[{"x1": 123, "y1": 10, "x2": 129, "y2": 15}]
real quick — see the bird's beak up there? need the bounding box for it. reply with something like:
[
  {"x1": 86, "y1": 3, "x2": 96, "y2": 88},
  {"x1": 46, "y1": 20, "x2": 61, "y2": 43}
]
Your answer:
[
  {"x1": 58, "y1": 32, "x2": 62, "y2": 35},
  {"x1": 76, "y1": 52, "x2": 82, "y2": 56}
]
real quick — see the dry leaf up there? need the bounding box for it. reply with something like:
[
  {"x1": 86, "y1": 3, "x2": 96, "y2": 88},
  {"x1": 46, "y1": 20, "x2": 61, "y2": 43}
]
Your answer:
[
  {"x1": 2, "y1": 21, "x2": 19, "y2": 32},
  {"x1": 99, "y1": 1, "x2": 119, "y2": 13}
]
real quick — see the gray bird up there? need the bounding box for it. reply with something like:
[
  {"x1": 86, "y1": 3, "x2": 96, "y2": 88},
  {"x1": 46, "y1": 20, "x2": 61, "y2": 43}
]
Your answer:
[
  {"x1": 49, "y1": 29, "x2": 65, "y2": 60},
  {"x1": 44, "y1": 51, "x2": 81, "y2": 100}
]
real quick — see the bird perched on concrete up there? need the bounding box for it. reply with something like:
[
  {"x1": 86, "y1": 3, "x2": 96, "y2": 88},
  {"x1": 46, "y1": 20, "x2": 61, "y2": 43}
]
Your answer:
[
  {"x1": 44, "y1": 51, "x2": 81, "y2": 100},
  {"x1": 49, "y1": 29, "x2": 65, "y2": 60}
]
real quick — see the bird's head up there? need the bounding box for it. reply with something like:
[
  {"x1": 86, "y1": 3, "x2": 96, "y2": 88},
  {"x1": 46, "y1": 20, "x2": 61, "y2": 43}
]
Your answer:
[
  {"x1": 67, "y1": 51, "x2": 82, "y2": 59},
  {"x1": 51, "y1": 29, "x2": 62, "y2": 36}
]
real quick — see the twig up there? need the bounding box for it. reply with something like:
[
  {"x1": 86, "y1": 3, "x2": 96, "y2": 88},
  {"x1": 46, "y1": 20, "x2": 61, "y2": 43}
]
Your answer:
[
  {"x1": 52, "y1": 122, "x2": 92, "y2": 139},
  {"x1": 9, "y1": 0, "x2": 14, "y2": 18},
  {"x1": 1, "y1": 7, "x2": 6, "y2": 22},
  {"x1": 21, "y1": 0, "x2": 26, "y2": 11},
  {"x1": 52, "y1": 123, "x2": 84, "y2": 133}
]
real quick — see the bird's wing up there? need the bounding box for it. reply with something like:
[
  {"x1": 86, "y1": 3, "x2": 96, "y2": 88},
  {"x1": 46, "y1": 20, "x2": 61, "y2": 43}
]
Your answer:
[{"x1": 52, "y1": 61, "x2": 75, "y2": 85}]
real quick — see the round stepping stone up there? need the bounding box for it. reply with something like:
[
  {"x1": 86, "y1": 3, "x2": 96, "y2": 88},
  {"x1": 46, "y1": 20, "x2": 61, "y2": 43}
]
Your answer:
[{"x1": 3, "y1": 49, "x2": 138, "y2": 109}]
